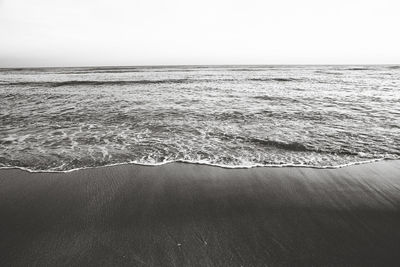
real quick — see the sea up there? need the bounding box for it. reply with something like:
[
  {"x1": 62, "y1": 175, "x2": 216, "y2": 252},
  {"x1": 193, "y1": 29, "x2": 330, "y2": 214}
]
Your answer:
[{"x1": 0, "y1": 65, "x2": 399, "y2": 172}]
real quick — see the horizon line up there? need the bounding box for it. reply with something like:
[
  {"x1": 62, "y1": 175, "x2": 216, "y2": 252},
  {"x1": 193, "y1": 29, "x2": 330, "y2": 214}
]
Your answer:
[{"x1": 1, "y1": 63, "x2": 399, "y2": 70}]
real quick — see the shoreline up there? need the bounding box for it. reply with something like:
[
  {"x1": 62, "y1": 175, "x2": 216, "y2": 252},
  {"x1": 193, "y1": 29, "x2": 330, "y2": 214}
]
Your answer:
[
  {"x1": 1, "y1": 160, "x2": 400, "y2": 266},
  {"x1": 0, "y1": 157, "x2": 393, "y2": 173}
]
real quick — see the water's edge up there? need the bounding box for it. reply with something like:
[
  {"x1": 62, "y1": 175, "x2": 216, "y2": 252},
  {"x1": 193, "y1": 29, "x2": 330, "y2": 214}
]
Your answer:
[{"x1": 0, "y1": 158, "x2": 393, "y2": 174}]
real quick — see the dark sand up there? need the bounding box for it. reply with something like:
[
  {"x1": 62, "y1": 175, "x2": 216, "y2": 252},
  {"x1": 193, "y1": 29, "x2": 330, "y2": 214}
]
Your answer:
[{"x1": 1, "y1": 161, "x2": 400, "y2": 266}]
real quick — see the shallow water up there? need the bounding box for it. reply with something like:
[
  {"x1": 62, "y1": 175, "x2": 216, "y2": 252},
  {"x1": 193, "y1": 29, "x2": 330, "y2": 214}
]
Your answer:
[{"x1": 0, "y1": 65, "x2": 399, "y2": 171}]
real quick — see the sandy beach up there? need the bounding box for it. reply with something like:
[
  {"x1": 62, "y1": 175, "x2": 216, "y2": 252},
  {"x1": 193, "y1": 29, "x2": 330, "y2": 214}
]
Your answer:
[{"x1": 1, "y1": 160, "x2": 400, "y2": 266}]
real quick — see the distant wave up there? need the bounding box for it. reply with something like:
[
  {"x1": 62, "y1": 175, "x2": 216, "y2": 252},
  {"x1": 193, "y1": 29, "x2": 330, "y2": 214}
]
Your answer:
[
  {"x1": 249, "y1": 78, "x2": 302, "y2": 82},
  {"x1": 228, "y1": 68, "x2": 267, "y2": 72},
  {"x1": 345, "y1": 67, "x2": 371, "y2": 71},
  {"x1": 60, "y1": 69, "x2": 204, "y2": 74},
  {"x1": 253, "y1": 95, "x2": 299, "y2": 102},
  {"x1": 1, "y1": 79, "x2": 216, "y2": 87},
  {"x1": 0, "y1": 78, "x2": 306, "y2": 87},
  {"x1": 314, "y1": 70, "x2": 343, "y2": 75},
  {"x1": 61, "y1": 69, "x2": 144, "y2": 74}
]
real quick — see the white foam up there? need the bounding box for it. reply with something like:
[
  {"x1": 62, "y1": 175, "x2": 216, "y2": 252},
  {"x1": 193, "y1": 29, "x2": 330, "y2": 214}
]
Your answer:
[{"x1": 0, "y1": 158, "x2": 388, "y2": 174}]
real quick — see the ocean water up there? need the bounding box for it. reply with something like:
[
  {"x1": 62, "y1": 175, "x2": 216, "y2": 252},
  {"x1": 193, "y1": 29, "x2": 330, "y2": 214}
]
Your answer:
[{"x1": 0, "y1": 65, "x2": 399, "y2": 172}]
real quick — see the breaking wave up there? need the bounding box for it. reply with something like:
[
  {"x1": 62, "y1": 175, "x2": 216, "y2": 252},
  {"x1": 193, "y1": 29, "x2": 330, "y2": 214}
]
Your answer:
[{"x1": 0, "y1": 158, "x2": 390, "y2": 173}]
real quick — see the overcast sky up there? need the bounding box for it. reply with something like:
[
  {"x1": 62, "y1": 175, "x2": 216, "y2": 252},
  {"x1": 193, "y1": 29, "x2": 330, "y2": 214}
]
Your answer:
[{"x1": 0, "y1": 0, "x2": 399, "y2": 67}]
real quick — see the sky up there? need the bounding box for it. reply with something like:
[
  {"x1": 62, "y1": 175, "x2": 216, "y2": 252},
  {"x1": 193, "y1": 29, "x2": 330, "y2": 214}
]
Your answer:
[{"x1": 0, "y1": 0, "x2": 399, "y2": 67}]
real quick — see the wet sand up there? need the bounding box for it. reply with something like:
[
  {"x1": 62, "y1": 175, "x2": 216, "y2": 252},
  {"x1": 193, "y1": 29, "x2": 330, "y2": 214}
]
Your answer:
[{"x1": 1, "y1": 161, "x2": 400, "y2": 266}]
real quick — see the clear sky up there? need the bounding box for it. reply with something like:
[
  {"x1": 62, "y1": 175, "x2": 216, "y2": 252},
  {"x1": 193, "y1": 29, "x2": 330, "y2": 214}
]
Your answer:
[{"x1": 0, "y1": 0, "x2": 399, "y2": 67}]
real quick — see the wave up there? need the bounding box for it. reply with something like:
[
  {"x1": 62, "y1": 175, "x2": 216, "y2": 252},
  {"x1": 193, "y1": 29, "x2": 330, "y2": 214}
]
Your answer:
[
  {"x1": 0, "y1": 158, "x2": 391, "y2": 173},
  {"x1": 256, "y1": 138, "x2": 365, "y2": 156},
  {"x1": 61, "y1": 69, "x2": 145, "y2": 74},
  {"x1": 246, "y1": 138, "x2": 312, "y2": 152},
  {"x1": 228, "y1": 68, "x2": 267, "y2": 72},
  {"x1": 0, "y1": 78, "x2": 250, "y2": 87},
  {"x1": 345, "y1": 67, "x2": 371, "y2": 71},
  {"x1": 314, "y1": 70, "x2": 344, "y2": 75},
  {"x1": 1, "y1": 79, "x2": 196, "y2": 87},
  {"x1": 219, "y1": 135, "x2": 362, "y2": 156},
  {"x1": 0, "y1": 77, "x2": 307, "y2": 87},
  {"x1": 253, "y1": 95, "x2": 300, "y2": 102},
  {"x1": 59, "y1": 68, "x2": 204, "y2": 74},
  {"x1": 249, "y1": 78, "x2": 302, "y2": 82}
]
